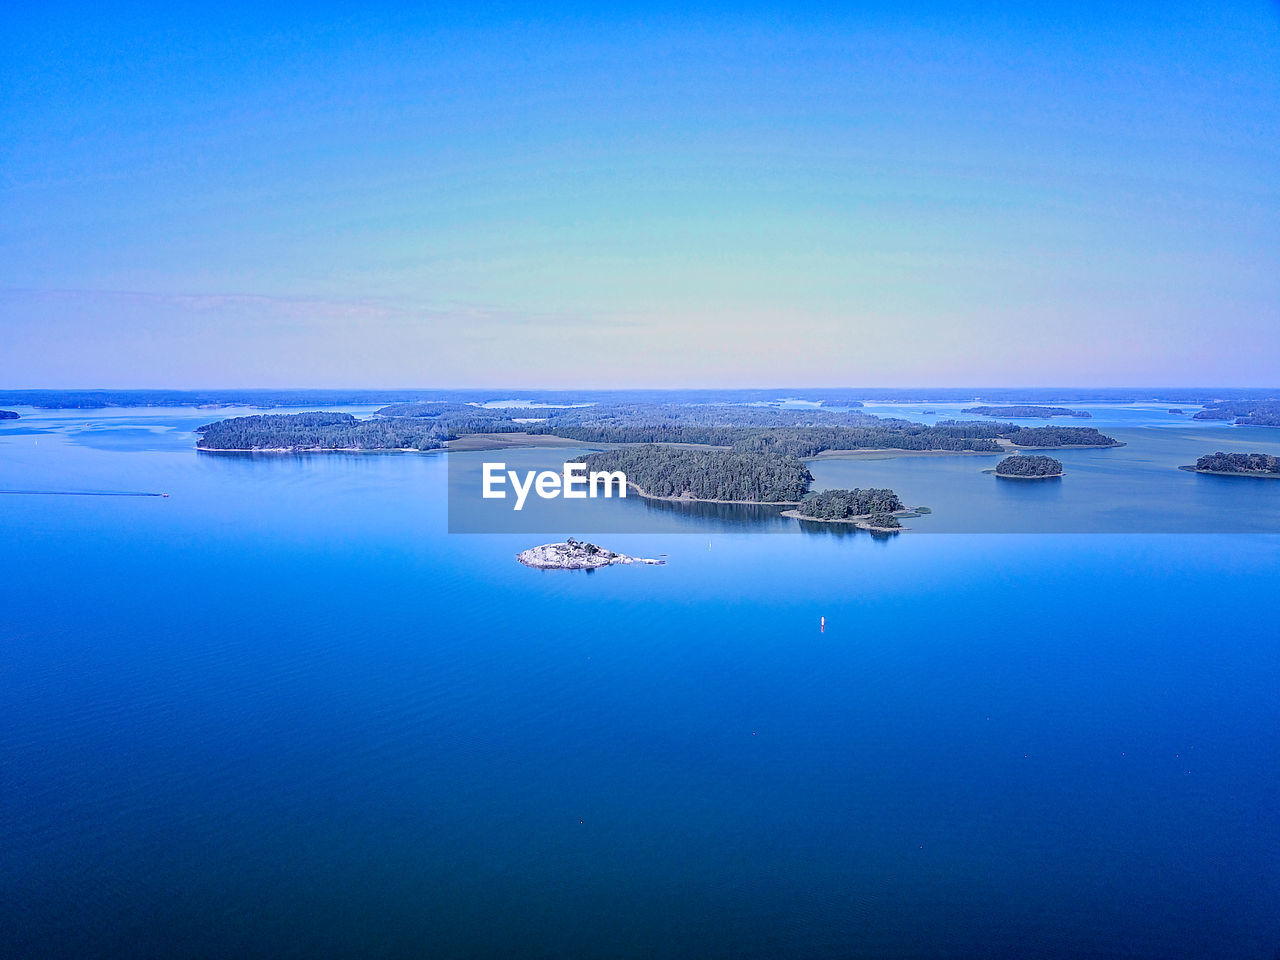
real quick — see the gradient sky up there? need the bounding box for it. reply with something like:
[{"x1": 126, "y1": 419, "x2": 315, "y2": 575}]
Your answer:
[{"x1": 2, "y1": 3, "x2": 1278, "y2": 388}]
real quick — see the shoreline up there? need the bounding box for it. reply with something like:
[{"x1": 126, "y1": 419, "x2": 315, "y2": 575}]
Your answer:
[
  {"x1": 445, "y1": 432, "x2": 598, "y2": 451},
  {"x1": 806, "y1": 447, "x2": 1002, "y2": 460},
  {"x1": 196, "y1": 445, "x2": 442, "y2": 454},
  {"x1": 195, "y1": 432, "x2": 593, "y2": 454},
  {"x1": 1006, "y1": 441, "x2": 1124, "y2": 450},
  {"x1": 779, "y1": 509, "x2": 904, "y2": 532},
  {"x1": 625, "y1": 481, "x2": 800, "y2": 506},
  {"x1": 1178, "y1": 465, "x2": 1280, "y2": 479},
  {"x1": 196, "y1": 433, "x2": 1124, "y2": 458}
]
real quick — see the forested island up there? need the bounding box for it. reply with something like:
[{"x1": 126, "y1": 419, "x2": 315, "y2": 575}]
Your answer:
[
  {"x1": 532, "y1": 409, "x2": 1116, "y2": 454},
  {"x1": 1182, "y1": 452, "x2": 1280, "y2": 477},
  {"x1": 580, "y1": 445, "x2": 812, "y2": 502},
  {"x1": 196, "y1": 413, "x2": 444, "y2": 451},
  {"x1": 498, "y1": 403, "x2": 1011, "y2": 453},
  {"x1": 783, "y1": 488, "x2": 906, "y2": 531},
  {"x1": 191, "y1": 402, "x2": 1119, "y2": 458},
  {"x1": 1193, "y1": 401, "x2": 1280, "y2": 427},
  {"x1": 0, "y1": 410, "x2": 19, "y2": 420},
  {"x1": 373, "y1": 401, "x2": 1119, "y2": 453},
  {"x1": 962, "y1": 405, "x2": 1090, "y2": 418},
  {"x1": 1004, "y1": 426, "x2": 1119, "y2": 448},
  {"x1": 994, "y1": 455, "x2": 1064, "y2": 478},
  {"x1": 189, "y1": 404, "x2": 1122, "y2": 523}
]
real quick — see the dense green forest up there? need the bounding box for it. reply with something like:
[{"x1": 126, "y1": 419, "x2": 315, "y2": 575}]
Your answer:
[
  {"x1": 1193, "y1": 401, "x2": 1280, "y2": 426},
  {"x1": 516, "y1": 402, "x2": 898, "y2": 432},
  {"x1": 376, "y1": 401, "x2": 580, "y2": 421},
  {"x1": 1003, "y1": 426, "x2": 1117, "y2": 446},
  {"x1": 961, "y1": 405, "x2": 1090, "y2": 418},
  {"x1": 408, "y1": 402, "x2": 1021, "y2": 453},
  {"x1": 730, "y1": 425, "x2": 1002, "y2": 456},
  {"x1": 794, "y1": 488, "x2": 904, "y2": 520},
  {"x1": 1192, "y1": 452, "x2": 1280, "y2": 474},
  {"x1": 196, "y1": 413, "x2": 444, "y2": 451},
  {"x1": 580, "y1": 445, "x2": 813, "y2": 502},
  {"x1": 0, "y1": 410, "x2": 19, "y2": 420},
  {"x1": 194, "y1": 402, "x2": 1118, "y2": 460},
  {"x1": 995, "y1": 455, "x2": 1063, "y2": 477},
  {"x1": 526, "y1": 405, "x2": 1113, "y2": 454},
  {"x1": 535, "y1": 421, "x2": 1006, "y2": 453},
  {"x1": 371, "y1": 401, "x2": 477, "y2": 417}
]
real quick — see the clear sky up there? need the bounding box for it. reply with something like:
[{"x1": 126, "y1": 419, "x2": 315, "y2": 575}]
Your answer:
[{"x1": 2, "y1": 3, "x2": 1277, "y2": 388}]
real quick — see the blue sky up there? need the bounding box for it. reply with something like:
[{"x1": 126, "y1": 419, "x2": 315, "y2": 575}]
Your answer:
[{"x1": 2, "y1": 3, "x2": 1277, "y2": 387}]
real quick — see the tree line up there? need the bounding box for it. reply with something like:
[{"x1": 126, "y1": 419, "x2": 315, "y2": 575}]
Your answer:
[
  {"x1": 995, "y1": 455, "x2": 1063, "y2": 476},
  {"x1": 191, "y1": 405, "x2": 1120, "y2": 462},
  {"x1": 1193, "y1": 401, "x2": 1280, "y2": 425},
  {"x1": 962, "y1": 405, "x2": 1091, "y2": 418},
  {"x1": 1194, "y1": 452, "x2": 1280, "y2": 474},
  {"x1": 794, "y1": 488, "x2": 904, "y2": 521},
  {"x1": 1003, "y1": 426, "x2": 1117, "y2": 446},
  {"x1": 581, "y1": 445, "x2": 813, "y2": 502},
  {"x1": 196, "y1": 413, "x2": 444, "y2": 451}
]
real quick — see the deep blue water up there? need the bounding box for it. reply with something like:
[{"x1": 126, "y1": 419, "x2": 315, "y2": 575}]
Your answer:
[{"x1": 2, "y1": 407, "x2": 1280, "y2": 959}]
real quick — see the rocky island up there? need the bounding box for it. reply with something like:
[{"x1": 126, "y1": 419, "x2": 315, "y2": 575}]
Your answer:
[
  {"x1": 0, "y1": 410, "x2": 19, "y2": 420},
  {"x1": 517, "y1": 538, "x2": 666, "y2": 569},
  {"x1": 1180, "y1": 452, "x2": 1280, "y2": 478},
  {"x1": 993, "y1": 454, "x2": 1064, "y2": 478}
]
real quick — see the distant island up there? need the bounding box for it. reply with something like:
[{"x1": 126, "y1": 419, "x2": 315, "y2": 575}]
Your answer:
[
  {"x1": 188, "y1": 406, "x2": 1119, "y2": 525},
  {"x1": 0, "y1": 410, "x2": 19, "y2": 420},
  {"x1": 1180, "y1": 452, "x2": 1280, "y2": 478},
  {"x1": 517, "y1": 538, "x2": 665, "y2": 569},
  {"x1": 1168, "y1": 408, "x2": 1185, "y2": 415},
  {"x1": 993, "y1": 454, "x2": 1064, "y2": 478},
  {"x1": 191, "y1": 404, "x2": 1120, "y2": 458},
  {"x1": 196, "y1": 412, "x2": 444, "y2": 452},
  {"x1": 782, "y1": 487, "x2": 906, "y2": 532},
  {"x1": 1192, "y1": 401, "x2": 1280, "y2": 426},
  {"x1": 962, "y1": 405, "x2": 1091, "y2": 419}
]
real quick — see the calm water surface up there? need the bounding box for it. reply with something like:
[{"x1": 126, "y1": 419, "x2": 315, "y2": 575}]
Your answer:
[{"x1": 2, "y1": 407, "x2": 1279, "y2": 958}]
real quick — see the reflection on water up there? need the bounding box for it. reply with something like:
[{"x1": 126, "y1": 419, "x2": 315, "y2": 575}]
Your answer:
[{"x1": 629, "y1": 495, "x2": 795, "y2": 528}]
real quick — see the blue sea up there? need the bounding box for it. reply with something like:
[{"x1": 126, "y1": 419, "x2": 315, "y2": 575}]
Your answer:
[{"x1": 2, "y1": 406, "x2": 1279, "y2": 958}]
